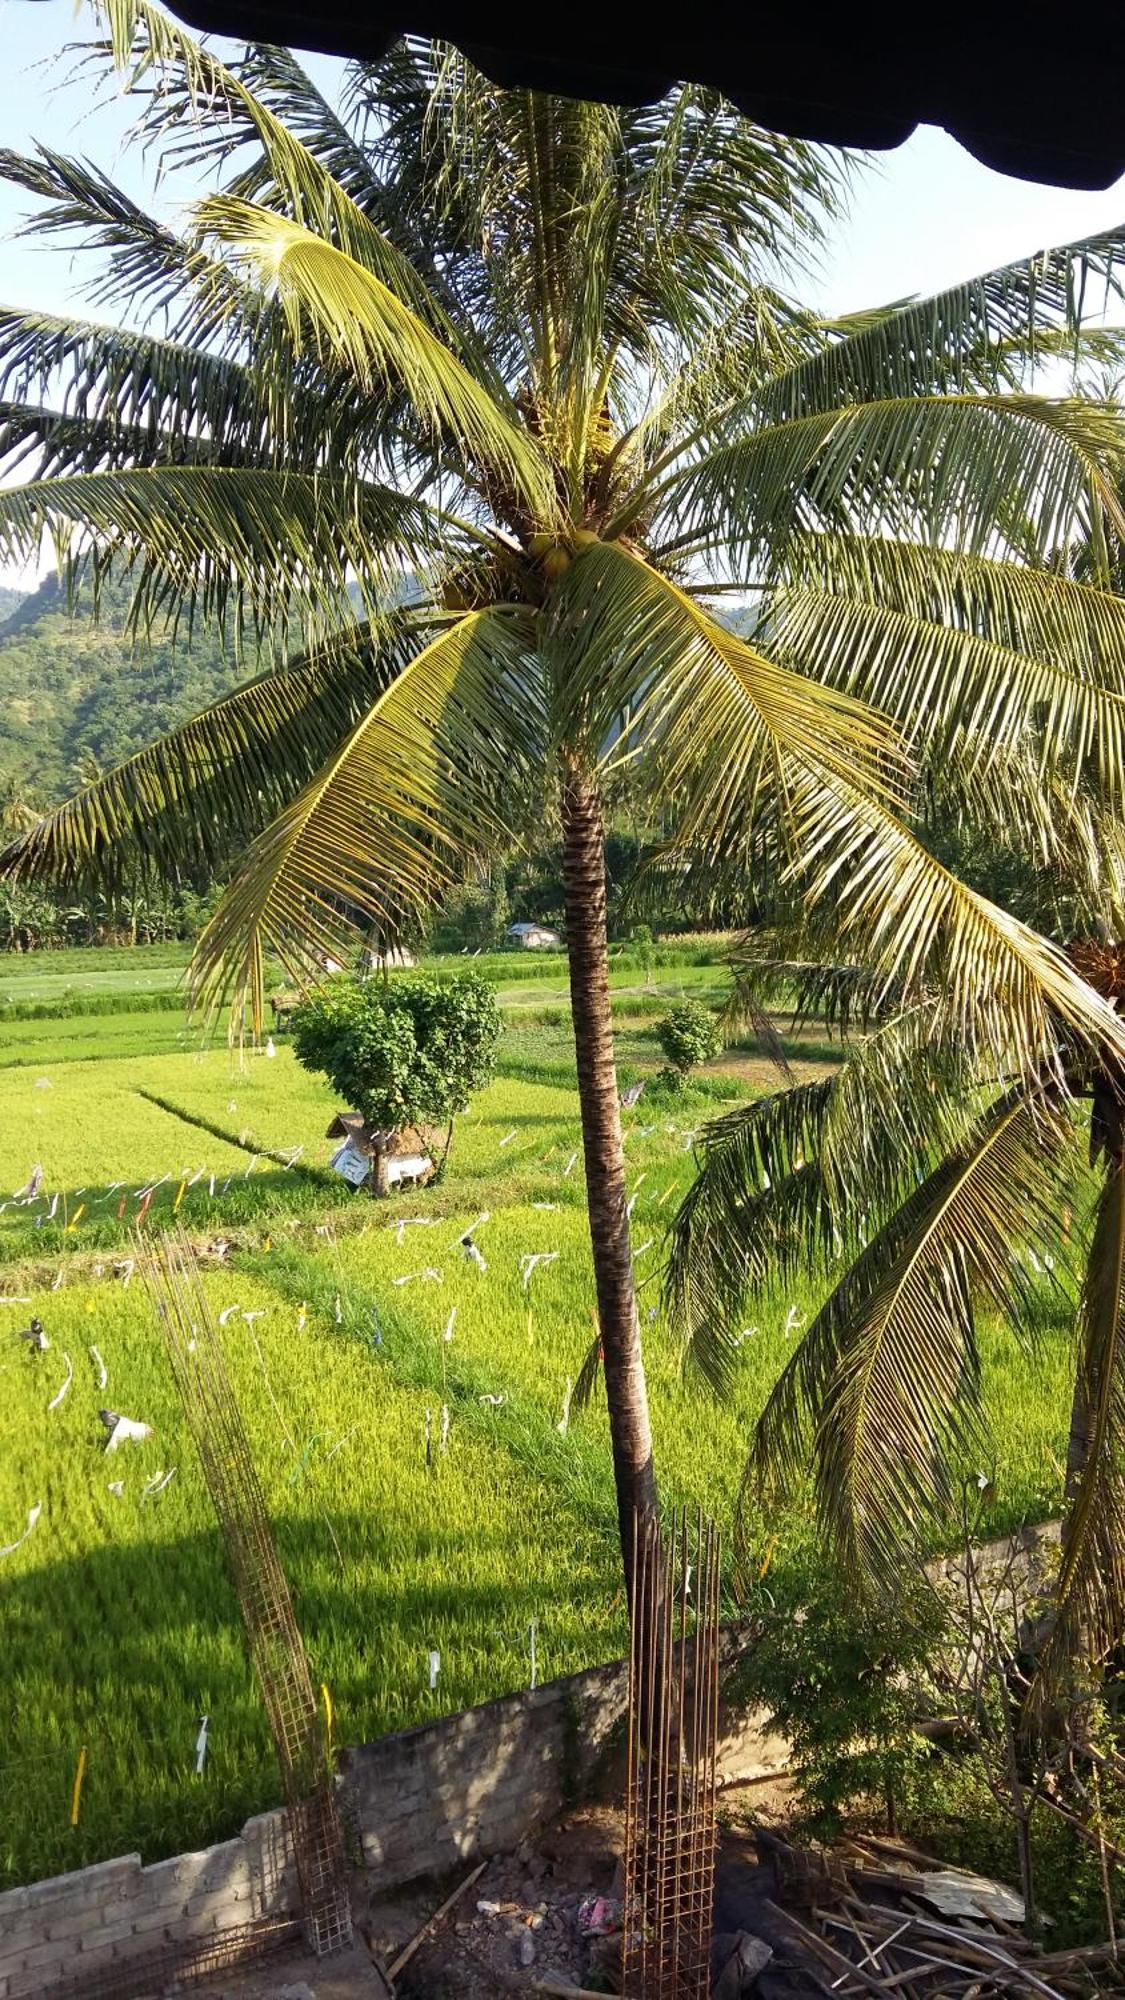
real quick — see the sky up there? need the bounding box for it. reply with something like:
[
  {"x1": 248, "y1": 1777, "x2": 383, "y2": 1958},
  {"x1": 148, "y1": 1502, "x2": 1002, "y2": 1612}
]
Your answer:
[{"x1": 3, "y1": 0, "x2": 1125, "y2": 581}]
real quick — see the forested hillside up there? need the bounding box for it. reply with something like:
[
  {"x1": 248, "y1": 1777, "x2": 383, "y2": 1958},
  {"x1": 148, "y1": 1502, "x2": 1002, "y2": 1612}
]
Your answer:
[
  {"x1": 0, "y1": 577, "x2": 756, "y2": 811},
  {"x1": 0, "y1": 574, "x2": 256, "y2": 804}
]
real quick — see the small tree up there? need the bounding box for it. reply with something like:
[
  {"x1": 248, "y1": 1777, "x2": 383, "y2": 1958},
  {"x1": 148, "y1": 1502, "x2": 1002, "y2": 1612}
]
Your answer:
[
  {"x1": 656, "y1": 1000, "x2": 722, "y2": 1090},
  {"x1": 292, "y1": 971, "x2": 501, "y2": 1192}
]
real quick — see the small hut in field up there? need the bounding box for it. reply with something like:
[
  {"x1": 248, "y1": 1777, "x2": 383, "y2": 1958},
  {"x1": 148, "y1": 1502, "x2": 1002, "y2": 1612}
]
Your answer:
[
  {"x1": 270, "y1": 989, "x2": 301, "y2": 1031},
  {"x1": 325, "y1": 1111, "x2": 435, "y2": 1196}
]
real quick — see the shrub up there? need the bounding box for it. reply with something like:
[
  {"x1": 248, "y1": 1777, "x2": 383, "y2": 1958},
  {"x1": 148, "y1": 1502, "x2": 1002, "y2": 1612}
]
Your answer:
[
  {"x1": 291, "y1": 972, "x2": 502, "y2": 1178},
  {"x1": 730, "y1": 1567, "x2": 945, "y2": 1838},
  {"x1": 656, "y1": 999, "x2": 722, "y2": 1087}
]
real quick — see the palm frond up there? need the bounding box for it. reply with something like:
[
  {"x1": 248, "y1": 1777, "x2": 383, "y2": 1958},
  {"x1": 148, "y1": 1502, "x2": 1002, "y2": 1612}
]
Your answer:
[
  {"x1": 626, "y1": 395, "x2": 1125, "y2": 573},
  {"x1": 665, "y1": 1081, "x2": 839, "y2": 1393},
  {"x1": 0, "y1": 144, "x2": 256, "y2": 348},
  {"x1": 196, "y1": 198, "x2": 558, "y2": 521},
  {"x1": 724, "y1": 941, "x2": 905, "y2": 1040},
  {"x1": 765, "y1": 564, "x2": 1125, "y2": 814},
  {"x1": 781, "y1": 531, "x2": 1125, "y2": 678},
  {"x1": 750, "y1": 1087, "x2": 1072, "y2": 1581},
  {"x1": 99, "y1": 2, "x2": 484, "y2": 351},
  {"x1": 191, "y1": 606, "x2": 543, "y2": 1027},
  {"x1": 780, "y1": 760, "x2": 1125, "y2": 1078},
  {"x1": 665, "y1": 1000, "x2": 977, "y2": 1389},
  {"x1": 0, "y1": 304, "x2": 385, "y2": 473},
  {"x1": 0, "y1": 464, "x2": 428, "y2": 640},
  {"x1": 1032, "y1": 1163, "x2": 1125, "y2": 1700},
  {"x1": 755, "y1": 225, "x2": 1125, "y2": 418},
  {"x1": 0, "y1": 304, "x2": 264, "y2": 454},
  {"x1": 550, "y1": 538, "x2": 902, "y2": 800},
  {"x1": 554, "y1": 540, "x2": 1125, "y2": 1081},
  {"x1": 0, "y1": 615, "x2": 422, "y2": 893}
]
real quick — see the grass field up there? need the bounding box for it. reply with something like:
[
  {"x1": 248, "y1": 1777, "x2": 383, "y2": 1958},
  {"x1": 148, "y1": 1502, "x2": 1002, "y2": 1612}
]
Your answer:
[{"x1": 0, "y1": 940, "x2": 1077, "y2": 1888}]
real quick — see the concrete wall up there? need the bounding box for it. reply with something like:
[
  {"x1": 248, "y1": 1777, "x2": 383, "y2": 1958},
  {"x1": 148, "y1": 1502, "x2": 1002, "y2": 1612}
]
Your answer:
[
  {"x1": 0, "y1": 1810, "x2": 298, "y2": 2000},
  {"x1": 338, "y1": 1631, "x2": 786, "y2": 1891}
]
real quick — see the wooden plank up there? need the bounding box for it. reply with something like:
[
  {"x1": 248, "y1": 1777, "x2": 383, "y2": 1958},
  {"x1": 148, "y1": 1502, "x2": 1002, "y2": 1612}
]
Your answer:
[{"x1": 385, "y1": 1859, "x2": 488, "y2": 1981}]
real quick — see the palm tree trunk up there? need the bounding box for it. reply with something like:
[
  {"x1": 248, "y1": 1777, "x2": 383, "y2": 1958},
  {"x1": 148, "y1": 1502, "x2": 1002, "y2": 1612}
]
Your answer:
[{"x1": 560, "y1": 761, "x2": 657, "y2": 1604}]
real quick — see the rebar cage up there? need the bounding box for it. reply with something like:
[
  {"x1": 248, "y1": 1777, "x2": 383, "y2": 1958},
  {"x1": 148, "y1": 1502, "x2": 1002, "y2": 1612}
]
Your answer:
[
  {"x1": 623, "y1": 1508, "x2": 721, "y2": 2000},
  {"x1": 142, "y1": 1232, "x2": 352, "y2": 1957}
]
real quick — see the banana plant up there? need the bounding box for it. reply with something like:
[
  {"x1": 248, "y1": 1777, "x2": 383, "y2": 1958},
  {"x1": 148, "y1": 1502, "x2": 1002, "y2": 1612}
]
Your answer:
[{"x1": 5, "y1": 5, "x2": 1125, "y2": 1594}]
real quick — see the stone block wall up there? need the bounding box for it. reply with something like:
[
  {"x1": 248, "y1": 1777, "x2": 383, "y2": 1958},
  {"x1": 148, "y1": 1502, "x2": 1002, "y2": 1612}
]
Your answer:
[
  {"x1": 0, "y1": 1810, "x2": 298, "y2": 2000},
  {"x1": 337, "y1": 1632, "x2": 786, "y2": 1891},
  {"x1": 0, "y1": 1634, "x2": 786, "y2": 1997}
]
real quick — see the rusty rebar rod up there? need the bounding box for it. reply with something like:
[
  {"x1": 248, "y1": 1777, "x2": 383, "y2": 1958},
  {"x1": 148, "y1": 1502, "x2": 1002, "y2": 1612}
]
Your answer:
[{"x1": 623, "y1": 1507, "x2": 721, "y2": 1999}]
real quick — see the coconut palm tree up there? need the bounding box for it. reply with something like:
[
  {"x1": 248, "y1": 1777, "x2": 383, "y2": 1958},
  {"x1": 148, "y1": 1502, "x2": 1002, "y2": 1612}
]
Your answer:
[
  {"x1": 665, "y1": 906, "x2": 1125, "y2": 1690},
  {"x1": 6, "y1": 4, "x2": 1125, "y2": 1595}
]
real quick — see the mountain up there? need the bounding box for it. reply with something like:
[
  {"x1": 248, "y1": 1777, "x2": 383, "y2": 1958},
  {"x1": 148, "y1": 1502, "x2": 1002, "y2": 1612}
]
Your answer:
[
  {"x1": 0, "y1": 574, "x2": 261, "y2": 804},
  {"x1": 0, "y1": 569, "x2": 750, "y2": 810}
]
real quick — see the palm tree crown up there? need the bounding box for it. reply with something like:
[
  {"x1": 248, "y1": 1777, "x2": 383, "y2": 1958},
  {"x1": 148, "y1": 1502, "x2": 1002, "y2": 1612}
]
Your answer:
[{"x1": 7, "y1": 1, "x2": 1125, "y2": 1585}]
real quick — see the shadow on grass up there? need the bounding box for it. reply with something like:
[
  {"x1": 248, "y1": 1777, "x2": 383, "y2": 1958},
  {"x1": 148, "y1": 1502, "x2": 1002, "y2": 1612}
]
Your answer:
[{"x1": 0, "y1": 1511, "x2": 617, "y2": 1889}]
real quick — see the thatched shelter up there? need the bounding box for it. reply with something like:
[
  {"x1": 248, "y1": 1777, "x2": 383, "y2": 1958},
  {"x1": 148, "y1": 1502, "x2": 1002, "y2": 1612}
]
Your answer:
[{"x1": 325, "y1": 1112, "x2": 435, "y2": 1196}]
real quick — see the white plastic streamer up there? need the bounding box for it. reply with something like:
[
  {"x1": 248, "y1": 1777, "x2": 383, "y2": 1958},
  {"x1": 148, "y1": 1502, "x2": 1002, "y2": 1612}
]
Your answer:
[
  {"x1": 0, "y1": 1503, "x2": 41, "y2": 1558},
  {"x1": 47, "y1": 1353, "x2": 73, "y2": 1410},
  {"x1": 89, "y1": 1345, "x2": 107, "y2": 1390},
  {"x1": 519, "y1": 1251, "x2": 558, "y2": 1290}
]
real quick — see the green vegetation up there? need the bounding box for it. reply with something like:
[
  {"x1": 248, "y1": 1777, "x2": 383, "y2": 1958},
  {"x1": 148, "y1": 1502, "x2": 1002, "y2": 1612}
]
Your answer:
[
  {"x1": 0, "y1": 572, "x2": 254, "y2": 806},
  {"x1": 656, "y1": 998, "x2": 723, "y2": 1088},
  {"x1": 6, "y1": 0, "x2": 1125, "y2": 1925},
  {"x1": 8, "y1": 6, "x2": 1125, "y2": 1621},
  {"x1": 0, "y1": 949, "x2": 1082, "y2": 1888},
  {"x1": 291, "y1": 970, "x2": 502, "y2": 1179}
]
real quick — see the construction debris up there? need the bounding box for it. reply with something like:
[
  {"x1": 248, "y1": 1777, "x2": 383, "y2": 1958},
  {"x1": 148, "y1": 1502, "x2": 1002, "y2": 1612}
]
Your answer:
[{"x1": 754, "y1": 1828, "x2": 1123, "y2": 1998}]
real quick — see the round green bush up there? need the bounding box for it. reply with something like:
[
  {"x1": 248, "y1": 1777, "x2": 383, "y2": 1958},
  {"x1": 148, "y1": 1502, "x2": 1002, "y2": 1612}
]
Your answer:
[{"x1": 656, "y1": 999, "x2": 722, "y2": 1081}]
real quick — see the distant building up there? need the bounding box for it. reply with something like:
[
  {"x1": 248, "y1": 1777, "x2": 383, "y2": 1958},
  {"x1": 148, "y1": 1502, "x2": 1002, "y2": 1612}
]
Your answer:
[{"x1": 507, "y1": 921, "x2": 561, "y2": 950}]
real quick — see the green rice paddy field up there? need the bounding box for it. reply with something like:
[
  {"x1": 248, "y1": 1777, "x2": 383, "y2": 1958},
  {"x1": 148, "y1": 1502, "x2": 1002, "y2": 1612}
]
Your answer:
[{"x1": 0, "y1": 945, "x2": 1075, "y2": 1887}]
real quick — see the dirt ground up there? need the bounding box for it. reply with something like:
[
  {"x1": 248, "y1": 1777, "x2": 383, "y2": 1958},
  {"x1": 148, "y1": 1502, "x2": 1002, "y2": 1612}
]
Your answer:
[
  {"x1": 360, "y1": 1804, "x2": 625, "y2": 1998},
  {"x1": 190, "y1": 1781, "x2": 799, "y2": 2000}
]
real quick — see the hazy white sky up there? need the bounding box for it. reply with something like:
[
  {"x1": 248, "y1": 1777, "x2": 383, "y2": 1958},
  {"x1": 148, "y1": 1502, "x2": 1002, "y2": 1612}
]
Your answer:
[{"x1": 3, "y1": 0, "x2": 1125, "y2": 580}]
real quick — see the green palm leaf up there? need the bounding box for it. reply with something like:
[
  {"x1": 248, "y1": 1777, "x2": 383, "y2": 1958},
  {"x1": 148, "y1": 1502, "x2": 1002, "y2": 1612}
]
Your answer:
[
  {"x1": 101, "y1": 2, "x2": 492, "y2": 358},
  {"x1": 191, "y1": 606, "x2": 542, "y2": 1026},
  {"x1": 0, "y1": 145, "x2": 256, "y2": 347},
  {"x1": 197, "y1": 198, "x2": 558, "y2": 522},
  {"x1": 626, "y1": 394, "x2": 1125, "y2": 570},
  {"x1": 0, "y1": 308, "x2": 263, "y2": 456},
  {"x1": 766, "y1": 571, "x2": 1125, "y2": 814},
  {"x1": 551, "y1": 538, "x2": 901, "y2": 799},
  {"x1": 750, "y1": 1087, "x2": 1072, "y2": 1580},
  {"x1": 665, "y1": 1001, "x2": 976, "y2": 1390},
  {"x1": 756, "y1": 225, "x2": 1125, "y2": 418},
  {"x1": 0, "y1": 465, "x2": 428, "y2": 637},
  {"x1": 555, "y1": 540, "x2": 1125, "y2": 1081}
]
